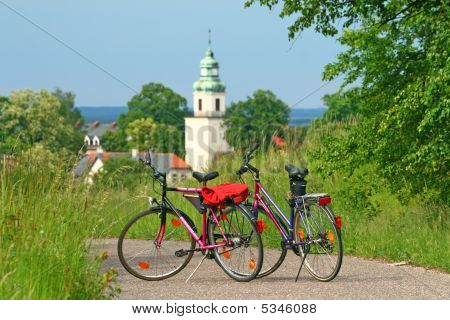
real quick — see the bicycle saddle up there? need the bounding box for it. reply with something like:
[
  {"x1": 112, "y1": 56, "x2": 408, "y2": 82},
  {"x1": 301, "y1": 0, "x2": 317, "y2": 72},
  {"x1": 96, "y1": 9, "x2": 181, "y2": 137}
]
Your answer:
[
  {"x1": 285, "y1": 164, "x2": 309, "y2": 178},
  {"x1": 192, "y1": 171, "x2": 219, "y2": 183}
]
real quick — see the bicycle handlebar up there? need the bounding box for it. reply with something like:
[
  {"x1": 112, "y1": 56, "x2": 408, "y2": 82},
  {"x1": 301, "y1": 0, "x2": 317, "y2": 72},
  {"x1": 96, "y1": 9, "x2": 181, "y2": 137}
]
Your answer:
[
  {"x1": 246, "y1": 143, "x2": 260, "y2": 159},
  {"x1": 236, "y1": 165, "x2": 249, "y2": 175},
  {"x1": 238, "y1": 144, "x2": 260, "y2": 176},
  {"x1": 142, "y1": 149, "x2": 166, "y2": 183}
]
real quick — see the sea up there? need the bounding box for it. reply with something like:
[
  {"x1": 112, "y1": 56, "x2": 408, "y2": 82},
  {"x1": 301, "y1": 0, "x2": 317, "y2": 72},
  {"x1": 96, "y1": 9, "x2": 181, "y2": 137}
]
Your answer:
[{"x1": 76, "y1": 106, "x2": 326, "y2": 127}]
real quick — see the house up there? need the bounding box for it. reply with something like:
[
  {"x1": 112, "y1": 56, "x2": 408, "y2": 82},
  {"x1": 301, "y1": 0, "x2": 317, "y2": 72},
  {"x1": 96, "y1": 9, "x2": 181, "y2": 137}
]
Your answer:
[
  {"x1": 83, "y1": 121, "x2": 117, "y2": 149},
  {"x1": 74, "y1": 148, "x2": 191, "y2": 184}
]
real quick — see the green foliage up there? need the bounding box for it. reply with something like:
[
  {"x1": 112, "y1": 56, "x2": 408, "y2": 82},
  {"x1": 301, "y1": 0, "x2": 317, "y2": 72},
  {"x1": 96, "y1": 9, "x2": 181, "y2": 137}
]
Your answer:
[
  {"x1": 0, "y1": 95, "x2": 8, "y2": 107},
  {"x1": 126, "y1": 117, "x2": 184, "y2": 156},
  {"x1": 93, "y1": 156, "x2": 150, "y2": 190},
  {"x1": 224, "y1": 90, "x2": 290, "y2": 150},
  {"x1": 0, "y1": 89, "x2": 83, "y2": 154},
  {"x1": 245, "y1": 0, "x2": 439, "y2": 38},
  {"x1": 321, "y1": 88, "x2": 361, "y2": 121},
  {"x1": 106, "y1": 83, "x2": 187, "y2": 156},
  {"x1": 101, "y1": 129, "x2": 129, "y2": 152},
  {"x1": 321, "y1": 2, "x2": 450, "y2": 203},
  {"x1": 119, "y1": 82, "x2": 188, "y2": 130},
  {"x1": 52, "y1": 88, "x2": 84, "y2": 128},
  {"x1": 249, "y1": 0, "x2": 450, "y2": 204}
]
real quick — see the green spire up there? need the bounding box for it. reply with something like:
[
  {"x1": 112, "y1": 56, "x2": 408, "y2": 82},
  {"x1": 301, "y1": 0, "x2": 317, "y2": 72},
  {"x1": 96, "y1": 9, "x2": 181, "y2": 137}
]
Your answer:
[{"x1": 193, "y1": 31, "x2": 226, "y2": 93}]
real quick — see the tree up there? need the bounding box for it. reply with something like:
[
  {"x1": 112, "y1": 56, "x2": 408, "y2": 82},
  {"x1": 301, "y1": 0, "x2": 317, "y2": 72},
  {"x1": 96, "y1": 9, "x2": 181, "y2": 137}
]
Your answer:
[
  {"x1": 101, "y1": 129, "x2": 129, "y2": 152},
  {"x1": 321, "y1": 88, "x2": 360, "y2": 121},
  {"x1": 52, "y1": 88, "x2": 84, "y2": 128},
  {"x1": 0, "y1": 89, "x2": 83, "y2": 153},
  {"x1": 248, "y1": 0, "x2": 450, "y2": 203},
  {"x1": 224, "y1": 90, "x2": 290, "y2": 150},
  {"x1": 126, "y1": 117, "x2": 184, "y2": 156},
  {"x1": 119, "y1": 82, "x2": 188, "y2": 130},
  {"x1": 104, "y1": 82, "x2": 187, "y2": 155}
]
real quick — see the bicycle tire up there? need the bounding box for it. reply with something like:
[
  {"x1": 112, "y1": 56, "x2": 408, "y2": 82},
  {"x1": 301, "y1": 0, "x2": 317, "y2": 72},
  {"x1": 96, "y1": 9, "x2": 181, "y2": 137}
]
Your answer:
[
  {"x1": 207, "y1": 203, "x2": 263, "y2": 282},
  {"x1": 244, "y1": 203, "x2": 288, "y2": 278},
  {"x1": 118, "y1": 206, "x2": 196, "y2": 281},
  {"x1": 294, "y1": 203, "x2": 343, "y2": 281}
]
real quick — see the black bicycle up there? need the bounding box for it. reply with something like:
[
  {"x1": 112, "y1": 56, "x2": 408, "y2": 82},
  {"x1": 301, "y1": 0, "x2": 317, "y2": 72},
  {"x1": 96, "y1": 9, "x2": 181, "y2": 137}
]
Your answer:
[{"x1": 117, "y1": 150, "x2": 263, "y2": 282}]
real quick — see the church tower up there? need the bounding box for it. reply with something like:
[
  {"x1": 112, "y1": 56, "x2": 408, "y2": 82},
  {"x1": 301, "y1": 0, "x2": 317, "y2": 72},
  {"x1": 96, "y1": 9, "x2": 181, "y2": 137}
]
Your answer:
[{"x1": 185, "y1": 35, "x2": 231, "y2": 171}]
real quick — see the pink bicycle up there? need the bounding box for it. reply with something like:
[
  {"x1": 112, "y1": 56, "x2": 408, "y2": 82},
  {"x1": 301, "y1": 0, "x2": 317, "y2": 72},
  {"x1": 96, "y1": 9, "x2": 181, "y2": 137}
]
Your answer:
[{"x1": 118, "y1": 150, "x2": 263, "y2": 282}]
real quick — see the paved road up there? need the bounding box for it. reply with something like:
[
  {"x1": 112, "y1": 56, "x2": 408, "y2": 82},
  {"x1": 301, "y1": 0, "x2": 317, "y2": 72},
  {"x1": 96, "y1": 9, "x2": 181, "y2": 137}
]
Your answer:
[{"x1": 96, "y1": 239, "x2": 450, "y2": 300}]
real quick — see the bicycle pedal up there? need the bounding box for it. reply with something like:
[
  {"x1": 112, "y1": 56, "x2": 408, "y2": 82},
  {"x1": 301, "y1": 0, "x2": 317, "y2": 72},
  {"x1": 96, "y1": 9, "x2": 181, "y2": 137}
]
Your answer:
[
  {"x1": 175, "y1": 249, "x2": 189, "y2": 257},
  {"x1": 204, "y1": 250, "x2": 215, "y2": 260}
]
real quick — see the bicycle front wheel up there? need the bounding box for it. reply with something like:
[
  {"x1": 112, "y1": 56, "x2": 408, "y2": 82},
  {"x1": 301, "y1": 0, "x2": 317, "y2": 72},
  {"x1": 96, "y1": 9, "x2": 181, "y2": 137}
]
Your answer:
[
  {"x1": 208, "y1": 203, "x2": 263, "y2": 282},
  {"x1": 118, "y1": 207, "x2": 196, "y2": 281},
  {"x1": 244, "y1": 203, "x2": 288, "y2": 278},
  {"x1": 294, "y1": 203, "x2": 343, "y2": 281}
]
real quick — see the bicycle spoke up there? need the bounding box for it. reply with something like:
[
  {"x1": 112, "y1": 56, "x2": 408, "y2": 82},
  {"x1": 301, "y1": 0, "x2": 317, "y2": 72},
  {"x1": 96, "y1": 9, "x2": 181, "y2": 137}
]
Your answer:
[
  {"x1": 118, "y1": 209, "x2": 196, "y2": 281},
  {"x1": 294, "y1": 203, "x2": 343, "y2": 281}
]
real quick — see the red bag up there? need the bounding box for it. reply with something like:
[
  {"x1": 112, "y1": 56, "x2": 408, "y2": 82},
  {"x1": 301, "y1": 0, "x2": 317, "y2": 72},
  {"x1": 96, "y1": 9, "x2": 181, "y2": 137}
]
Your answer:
[{"x1": 201, "y1": 183, "x2": 249, "y2": 207}]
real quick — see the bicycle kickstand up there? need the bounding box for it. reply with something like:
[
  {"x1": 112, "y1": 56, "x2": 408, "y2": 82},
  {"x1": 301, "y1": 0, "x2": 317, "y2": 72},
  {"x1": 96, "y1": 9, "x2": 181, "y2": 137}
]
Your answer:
[
  {"x1": 185, "y1": 253, "x2": 208, "y2": 283},
  {"x1": 295, "y1": 248, "x2": 309, "y2": 282}
]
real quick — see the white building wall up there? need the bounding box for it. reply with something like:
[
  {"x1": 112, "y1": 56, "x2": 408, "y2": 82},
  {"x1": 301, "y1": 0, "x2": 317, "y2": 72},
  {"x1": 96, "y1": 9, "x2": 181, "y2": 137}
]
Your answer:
[
  {"x1": 193, "y1": 91, "x2": 226, "y2": 117},
  {"x1": 185, "y1": 117, "x2": 232, "y2": 171}
]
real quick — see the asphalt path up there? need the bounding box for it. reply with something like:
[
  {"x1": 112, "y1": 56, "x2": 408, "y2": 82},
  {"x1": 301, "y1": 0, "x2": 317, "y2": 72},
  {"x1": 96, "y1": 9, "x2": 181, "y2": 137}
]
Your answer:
[{"x1": 96, "y1": 239, "x2": 450, "y2": 300}]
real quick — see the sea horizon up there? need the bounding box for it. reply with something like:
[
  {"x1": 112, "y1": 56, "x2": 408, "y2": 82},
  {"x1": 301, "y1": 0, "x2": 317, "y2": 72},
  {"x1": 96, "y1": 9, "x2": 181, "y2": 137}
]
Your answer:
[{"x1": 75, "y1": 106, "x2": 327, "y2": 126}]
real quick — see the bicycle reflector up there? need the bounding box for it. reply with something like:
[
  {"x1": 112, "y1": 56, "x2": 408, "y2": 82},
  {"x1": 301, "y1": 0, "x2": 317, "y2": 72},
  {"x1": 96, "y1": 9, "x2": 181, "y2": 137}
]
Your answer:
[
  {"x1": 335, "y1": 216, "x2": 342, "y2": 229},
  {"x1": 222, "y1": 248, "x2": 231, "y2": 260},
  {"x1": 249, "y1": 258, "x2": 255, "y2": 270},
  {"x1": 318, "y1": 196, "x2": 331, "y2": 205}
]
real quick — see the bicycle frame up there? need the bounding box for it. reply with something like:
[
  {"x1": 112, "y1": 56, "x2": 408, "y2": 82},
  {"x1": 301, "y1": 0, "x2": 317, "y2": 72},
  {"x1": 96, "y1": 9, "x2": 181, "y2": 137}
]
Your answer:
[
  {"x1": 251, "y1": 180, "x2": 312, "y2": 247},
  {"x1": 156, "y1": 186, "x2": 230, "y2": 250}
]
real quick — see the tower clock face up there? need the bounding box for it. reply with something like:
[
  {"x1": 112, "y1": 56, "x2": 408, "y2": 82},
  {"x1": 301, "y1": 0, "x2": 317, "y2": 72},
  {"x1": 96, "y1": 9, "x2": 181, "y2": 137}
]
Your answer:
[
  {"x1": 200, "y1": 68, "x2": 207, "y2": 76},
  {"x1": 212, "y1": 68, "x2": 218, "y2": 76}
]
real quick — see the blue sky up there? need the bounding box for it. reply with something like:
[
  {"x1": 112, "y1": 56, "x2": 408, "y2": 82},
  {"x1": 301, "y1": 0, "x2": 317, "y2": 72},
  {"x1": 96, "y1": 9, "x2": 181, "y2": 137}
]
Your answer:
[{"x1": 0, "y1": 0, "x2": 344, "y2": 108}]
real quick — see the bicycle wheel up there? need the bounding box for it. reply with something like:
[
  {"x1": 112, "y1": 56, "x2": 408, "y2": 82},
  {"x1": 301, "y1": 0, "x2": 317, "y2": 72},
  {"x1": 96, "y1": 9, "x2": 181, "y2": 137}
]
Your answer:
[
  {"x1": 118, "y1": 206, "x2": 196, "y2": 281},
  {"x1": 208, "y1": 203, "x2": 263, "y2": 282},
  {"x1": 244, "y1": 203, "x2": 288, "y2": 278},
  {"x1": 294, "y1": 203, "x2": 343, "y2": 281}
]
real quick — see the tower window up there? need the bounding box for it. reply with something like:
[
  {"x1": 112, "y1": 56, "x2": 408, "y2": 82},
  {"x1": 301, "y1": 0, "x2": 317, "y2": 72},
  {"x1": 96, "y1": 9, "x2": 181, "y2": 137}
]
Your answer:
[
  {"x1": 198, "y1": 99, "x2": 202, "y2": 111},
  {"x1": 215, "y1": 98, "x2": 220, "y2": 111}
]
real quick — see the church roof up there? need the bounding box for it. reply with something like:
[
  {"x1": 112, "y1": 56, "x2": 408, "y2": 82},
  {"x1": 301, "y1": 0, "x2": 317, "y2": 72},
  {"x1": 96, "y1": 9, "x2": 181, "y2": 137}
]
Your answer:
[
  {"x1": 199, "y1": 47, "x2": 219, "y2": 68},
  {"x1": 193, "y1": 46, "x2": 226, "y2": 93}
]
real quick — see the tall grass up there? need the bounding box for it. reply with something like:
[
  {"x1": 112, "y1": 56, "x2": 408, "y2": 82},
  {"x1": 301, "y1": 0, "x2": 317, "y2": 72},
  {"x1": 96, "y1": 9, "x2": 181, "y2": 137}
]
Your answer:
[{"x1": 0, "y1": 153, "x2": 141, "y2": 299}]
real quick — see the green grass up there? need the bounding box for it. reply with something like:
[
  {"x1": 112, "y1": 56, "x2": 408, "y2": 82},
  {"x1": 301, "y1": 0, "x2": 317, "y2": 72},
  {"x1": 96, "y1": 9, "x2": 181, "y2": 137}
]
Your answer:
[{"x1": 0, "y1": 155, "x2": 132, "y2": 299}]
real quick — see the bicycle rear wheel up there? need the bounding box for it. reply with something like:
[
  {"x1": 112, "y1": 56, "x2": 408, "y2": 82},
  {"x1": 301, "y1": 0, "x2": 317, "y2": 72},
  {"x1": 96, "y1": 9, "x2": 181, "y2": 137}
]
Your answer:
[
  {"x1": 208, "y1": 203, "x2": 263, "y2": 282},
  {"x1": 294, "y1": 203, "x2": 343, "y2": 281},
  {"x1": 244, "y1": 203, "x2": 288, "y2": 278},
  {"x1": 118, "y1": 207, "x2": 196, "y2": 281}
]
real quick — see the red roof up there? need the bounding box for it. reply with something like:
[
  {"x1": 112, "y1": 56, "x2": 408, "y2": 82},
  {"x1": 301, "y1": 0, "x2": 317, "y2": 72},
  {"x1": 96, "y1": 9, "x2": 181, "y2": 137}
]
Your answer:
[
  {"x1": 87, "y1": 150, "x2": 191, "y2": 170},
  {"x1": 171, "y1": 154, "x2": 191, "y2": 169},
  {"x1": 272, "y1": 135, "x2": 286, "y2": 148}
]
